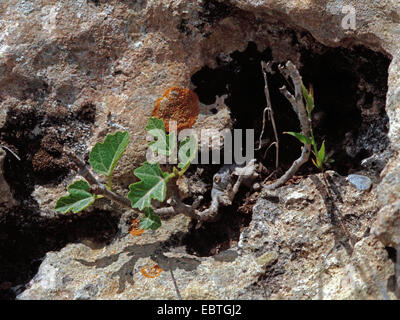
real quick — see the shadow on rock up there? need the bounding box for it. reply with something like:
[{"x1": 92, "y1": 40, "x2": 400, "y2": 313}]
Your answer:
[{"x1": 75, "y1": 231, "x2": 202, "y2": 293}]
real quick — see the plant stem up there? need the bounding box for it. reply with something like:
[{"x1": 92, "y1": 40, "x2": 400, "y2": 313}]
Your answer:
[
  {"x1": 310, "y1": 126, "x2": 318, "y2": 156},
  {"x1": 107, "y1": 175, "x2": 113, "y2": 191},
  {"x1": 178, "y1": 163, "x2": 190, "y2": 177},
  {"x1": 65, "y1": 149, "x2": 132, "y2": 209},
  {"x1": 165, "y1": 169, "x2": 180, "y2": 183}
]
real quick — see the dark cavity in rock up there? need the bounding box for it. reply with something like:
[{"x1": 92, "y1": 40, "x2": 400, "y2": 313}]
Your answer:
[
  {"x1": 189, "y1": 28, "x2": 391, "y2": 257},
  {"x1": 192, "y1": 37, "x2": 391, "y2": 178}
]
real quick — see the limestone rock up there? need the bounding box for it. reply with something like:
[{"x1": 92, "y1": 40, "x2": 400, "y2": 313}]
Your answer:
[
  {"x1": 17, "y1": 214, "x2": 264, "y2": 300},
  {"x1": 237, "y1": 172, "x2": 394, "y2": 299},
  {"x1": 0, "y1": 0, "x2": 399, "y2": 300},
  {"x1": 371, "y1": 200, "x2": 400, "y2": 248},
  {"x1": 18, "y1": 172, "x2": 395, "y2": 300}
]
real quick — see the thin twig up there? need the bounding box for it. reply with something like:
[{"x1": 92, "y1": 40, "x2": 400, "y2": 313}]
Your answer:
[
  {"x1": 91, "y1": 184, "x2": 132, "y2": 208},
  {"x1": 155, "y1": 160, "x2": 258, "y2": 222},
  {"x1": 256, "y1": 106, "x2": 268, "y2": 151},
  {"x1": 260, "y1": 61, "x2": 280, "y2": 170},
  {"x1": 263, "y1": 141, "x2": 277, "y2": 160},
  {"x1": 263, "y1": 170, "x2": 277, "y2": 184},
  {"x1": 265, "y1": 61, "x2": 311, "y2": 190}
]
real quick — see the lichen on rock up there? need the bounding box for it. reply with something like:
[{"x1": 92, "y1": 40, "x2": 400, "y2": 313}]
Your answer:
[{"x1": 151, "y1": 87, "x2": 199, "y2": 132}]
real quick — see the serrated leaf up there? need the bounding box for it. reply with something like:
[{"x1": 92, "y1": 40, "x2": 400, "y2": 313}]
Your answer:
[
  {"x1": 146, "y1": 117, "x2": 176, "y2": 157},
  {"x1": 284, "y1": 131, "x2": 311, "y2": 145},
  {"x1": 89, "y1": 131, "x2": 130, "y2": 176},
  {"x1": 178, "y1": 135, "x2": 198, "y2": 169},
  {"x1": 55, "y1": 180, "x2": 96, "y2": 213},
  {"x1": 127, "y1": 162, "x2": 168, "y2": 210},
  {"x1": 139, "y1": 207, "x2": 162, "y2": 230}
]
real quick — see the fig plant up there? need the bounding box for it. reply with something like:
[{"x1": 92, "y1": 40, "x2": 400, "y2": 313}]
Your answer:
[{"x1": 55, "y1": 117, "x2": 197, "y2": 231}]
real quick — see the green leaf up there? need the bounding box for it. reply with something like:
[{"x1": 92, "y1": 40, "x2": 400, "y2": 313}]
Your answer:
[
  {"x1": 146, "y1": 117, "x2": 176, "y2": 157},
  {"x1": 148, "y1": 131, "x2": 176, "y2": 157},
  {"x1": 139, "y1": 207, "x2": 162, "y2": 230},
  {"x1": 284, "y1": 131, "x2": 311, "y2": 145},
  {"x1": 311, "y1": 141, "x2": 326, "y2": 170},
  {"x1": 127, "y1": 162, "x2": 168, "y2": 210},
  {"x1": 302, "y1": 84, "x2": 314, "y2": 116},
  {"x1": 178, "y1": 135, "x2": 198, "y2": 169},
  {"x1": 146, "y1": 117, "x2": 165, "y2": 132},
  {"x1": 89, "y1": 131, "x2": 130, "y2": 176},
  {"x1": 55, "y1": 180, "x2": 96, "y2": 213},
  {"x1": 317, "y1": 141, "x2": 326, "y2": 165}
]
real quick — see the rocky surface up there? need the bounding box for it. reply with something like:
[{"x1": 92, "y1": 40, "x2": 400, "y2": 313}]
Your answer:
[
  {"x1": 18, "y1": 172, "x2": 395, "y2": 299},
  {"x1": 241, "y1": 172, "x2": 394, "y2": 299},
  {"x1": 0, "y1": 0, "x2": 399, "y2": 299},
  {"x1": 0, "y1": 148, "x2": 17, "y2": 210}
]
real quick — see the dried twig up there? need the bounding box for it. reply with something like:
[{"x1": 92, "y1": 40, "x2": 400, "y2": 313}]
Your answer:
[
  {"x1": 155, "y1": 160, "x2": 258, "y2": 222},
  {"x1": 265, "y1": 61, "x2": 311, "y2": 190},
  {"x1": 258, "y1": 61, "x2": 280, "y2": 170},
  {"x1": 263, "y1": 141, "x2": 278, "y2": 160},
  {"x1": 256, "y1": 106, "x2": 268, "y2": 151}
]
